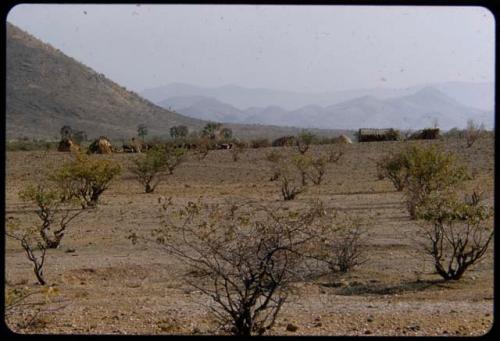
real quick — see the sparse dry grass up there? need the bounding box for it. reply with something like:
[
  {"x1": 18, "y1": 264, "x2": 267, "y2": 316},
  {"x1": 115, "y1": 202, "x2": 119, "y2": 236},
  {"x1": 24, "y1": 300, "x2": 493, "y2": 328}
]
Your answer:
[{"x1": 4, "y1": 136, "x2": 494, "y2": 335}]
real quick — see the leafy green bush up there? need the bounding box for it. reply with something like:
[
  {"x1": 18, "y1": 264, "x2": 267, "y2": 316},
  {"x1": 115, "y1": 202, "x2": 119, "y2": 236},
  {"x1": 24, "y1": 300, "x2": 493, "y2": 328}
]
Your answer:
[
  {"x1": 376, "y1": 152, "x2": 409, "y2": 191},
  {"x1": 402, "y1": 145, "x2": 470, "y2": 218},
  {"x1": 378, "y1": 145, "x2": 470, "y2": 218},
  {"x1": 130, "y1": 145, "x2": 169, "y2": 193},
  {"x1": 52, "y1": 153, "x2": 121, "y2": 208}
]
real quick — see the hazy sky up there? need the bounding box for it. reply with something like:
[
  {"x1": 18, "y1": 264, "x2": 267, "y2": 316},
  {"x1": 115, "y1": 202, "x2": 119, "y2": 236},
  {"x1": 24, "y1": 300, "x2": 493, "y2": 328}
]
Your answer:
[{"x1": 7, "y1": 4, "x2": 495, "y2": 93}]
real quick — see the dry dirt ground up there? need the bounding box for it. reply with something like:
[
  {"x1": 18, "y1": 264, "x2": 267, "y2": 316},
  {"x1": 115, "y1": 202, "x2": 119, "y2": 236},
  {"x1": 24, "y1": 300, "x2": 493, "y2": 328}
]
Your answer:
[{"x1": 4, "y1": 136, "x2": 494, "y2": 336}]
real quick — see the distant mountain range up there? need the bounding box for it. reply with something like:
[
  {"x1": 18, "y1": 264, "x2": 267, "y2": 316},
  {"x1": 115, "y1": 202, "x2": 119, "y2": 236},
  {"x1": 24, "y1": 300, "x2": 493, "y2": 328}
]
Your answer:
[{"x1": 145, "y1": 83, "x2": 494, "y2": 131}]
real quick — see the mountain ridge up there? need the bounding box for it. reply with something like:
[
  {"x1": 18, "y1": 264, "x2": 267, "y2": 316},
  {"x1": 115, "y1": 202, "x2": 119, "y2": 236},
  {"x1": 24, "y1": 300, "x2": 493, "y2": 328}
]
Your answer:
[{"x1": 6, "y1": 22, "x2": 350, "y2": 141}]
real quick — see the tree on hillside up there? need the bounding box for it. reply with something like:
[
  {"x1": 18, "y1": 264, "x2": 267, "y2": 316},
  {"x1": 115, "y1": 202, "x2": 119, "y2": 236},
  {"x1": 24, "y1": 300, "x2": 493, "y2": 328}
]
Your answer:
[
  {"x1": 201, "y1": 122, "x2": 222, "y2": 140},
  {"x1": 60, "y1": 125, "x2": 73, "y2": 140},
  {"x1": 137, "y1": 124, "x2": 148, "y2": 140},
  {"x1": 170, "y1": 125, "x2": 189, "y2": 139},
  {"x1": 220, "y1": 127, "x2": 233, "y2": 140}
]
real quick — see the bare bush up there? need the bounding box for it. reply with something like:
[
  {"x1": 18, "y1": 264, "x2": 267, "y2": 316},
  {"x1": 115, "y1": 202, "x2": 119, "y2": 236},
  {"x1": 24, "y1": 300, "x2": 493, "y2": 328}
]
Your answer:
[
  {"x1": 296, "y1": 131, "x2": 315, "y2": 154},
  {"x1": 266, "y1": 150, "x2": 283, "y2": 181},
  {"x1": 464, "y1": 119, "x2": 484, "y2": 148},
  {"x1": 6, "y1": 219, "x2": 47, "y2": 284},
  {"x1": 292, "y1": 154, "x2": 310, "y2": 186},
  {"x1": 415, "y1": 190, "x2": 493, "y2": 280},
  {"x1": 151, "y1": 199, "x2": 329, "y2": 335},
  {"x1": 308, "y1": 156, "x2": 327, "y2": 185},
  {"x1": 276, "y1": 161, "x2": 305, "y2": 200},
  {"x1": 327, "y1": 144, "x2": 344, "y2": 163},
  {"x1": 306, "y1": 214, "x2": 368, "y2": 274}
]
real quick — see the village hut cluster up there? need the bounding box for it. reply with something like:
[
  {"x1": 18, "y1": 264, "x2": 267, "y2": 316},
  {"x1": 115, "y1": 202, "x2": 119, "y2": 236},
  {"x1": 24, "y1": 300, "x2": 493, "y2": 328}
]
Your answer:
[{"x1": 357, "y1": 127, "x2": 440, "y2": 142}]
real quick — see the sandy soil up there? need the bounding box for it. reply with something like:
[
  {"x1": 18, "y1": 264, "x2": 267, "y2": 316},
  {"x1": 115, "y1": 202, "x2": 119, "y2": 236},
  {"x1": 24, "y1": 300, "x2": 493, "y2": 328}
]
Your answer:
[{"x1": 4, "y1": 136, "x2": 494, "y2": 335}]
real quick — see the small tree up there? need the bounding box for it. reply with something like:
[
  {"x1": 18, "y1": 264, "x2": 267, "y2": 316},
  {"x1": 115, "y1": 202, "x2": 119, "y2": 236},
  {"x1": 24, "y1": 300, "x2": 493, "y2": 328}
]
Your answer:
[
  {"x1": 196, "y1": 138, "x2": 211, "y2": 160},
  {"x1": 307, "y1": 214, "x2": 368, "y2": 273},
  {"x1": 266, "y1": 150, "x2": 283, "y2": 181},
  {"x1": 376, "y1": 152, "x2": 409, "y2": 191},
  {"x1": 164, "y1": 144, "x2": 186, "y2": 174},
  {"x1": 137, "y1": 124, "x2": 148, "y2": 140},
  {"x1": 52, "y1": 153, "x2": 121, "y2": 208},
  {"x1": 6, "y1": 222, "x2": 47, "y2": 285},
  {"x1": 402, "y1": 145, "x2": 470, "y2": 219},
  {"x1": 130, "y1": 145, "x2": 169, "y2": 193},
  {"x1": 464, "y1": 119, "x2": 484, "y2": 148},
  {"x1": 278, "y1": 163, "x2": 304, "y2": 201},
  {"x1": 415, "y1": 191, "x2": 493, "y2": 280},
  {"x1": 308, "y1": 156, "x2": 327, "y2": 185},
  {"x1": 18, "y1": 184, "x2": 84, "y2": 249},
  {"x1": 292, "y1": 154, "x2": 311, "y2": 186},
  {"x1": 327, "y1": 144, "x2": 344, "y2": 163},
  {"x1": 60, "y1": 125, "x2": 72, "y2": 140},
  {"x1": 150, "y1": 199, "x2": 329, "y2": 335},
  {"x1": 230, "y1": 144, "x2": 243, "y2": 162},
  {"x1": 202, "y1": 122, "x2": 222, "y2": 140},
  {"x1": 170, "y1": 125, "x2": 189, "y2": 139},
  {"x1": 296, "y1": 131, "x2": 315, "y2": 154}
]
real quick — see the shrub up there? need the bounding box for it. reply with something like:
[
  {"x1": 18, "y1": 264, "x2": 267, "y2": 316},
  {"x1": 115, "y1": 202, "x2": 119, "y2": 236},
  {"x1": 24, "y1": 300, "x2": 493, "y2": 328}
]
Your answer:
[
  {"x1": 266, "y1": 151, "x2": 283, "y2": 181},
  {"x1": 402, "y1": 145, "x2": 470, "y2": 219},
  {"x1": 18, "y1": 184, "x2": 84, "y2": 249},
  {"x1": 296, "y1": 131, "x2": 315, "y2": 154},
  {"x1": 164, "y1": 144, "x2": 186, "y2": 174},
  {"x1": 327, "y1": 144, "x2": 344, "y2": 163},
  {"x1": 308, "y1": 156, "x2": 328, "y2": 185},
  {"x1": 272, "y1": 135, "x2": 296, "y2": 147},
  {"x1": 309, "y1": 215, "x2": 368, "y2": 273},
  {"x1": 279, "y1": 166, "x2": 304, "y2": 200},
  {"x1": 130, "y1": 145, "x2": 169, "y2": 193},
  {"x1": 195, "y1": 138, "x2": 211, "y2": 160},
  {"x1": 52, "y1": 153, "x2": 121, "y2": 208},
  {"x1": 151, "y1": 199, "x2": 329, "y2": 335},
  {"x1": 202, "y1": 122, "x2": 222, "y2": 140},
  {"x1": 6, "y1": 220, "x2": 47, "y2": 285},
  {"x1": 379, "y1": 145, "x2": 470, "y2": 217},
  {"x1": 464, "y1": 119, "x2": 484, "y2": 148},
  {"x1": 230, "y1": 144, "x2": 243, "y2": 162},
  {"x1": 292, "y1": 154, "x2": 311, "y2": 186},
  {"x1": 376, "y1": 153, "x2": 409, "y2": 191},
  {"x1": 415, "y1": 191, "x2": 493, "y2": 280}
]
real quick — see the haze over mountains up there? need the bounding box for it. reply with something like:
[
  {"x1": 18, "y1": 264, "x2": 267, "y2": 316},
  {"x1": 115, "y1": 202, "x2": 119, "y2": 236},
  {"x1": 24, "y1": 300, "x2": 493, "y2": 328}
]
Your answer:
[
  {"x1": 142, "y1": 82, "x2": 494, "y2": 131},
  {"x1": 6, "y1": 22, "x2": 348, "y2": 140}
]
